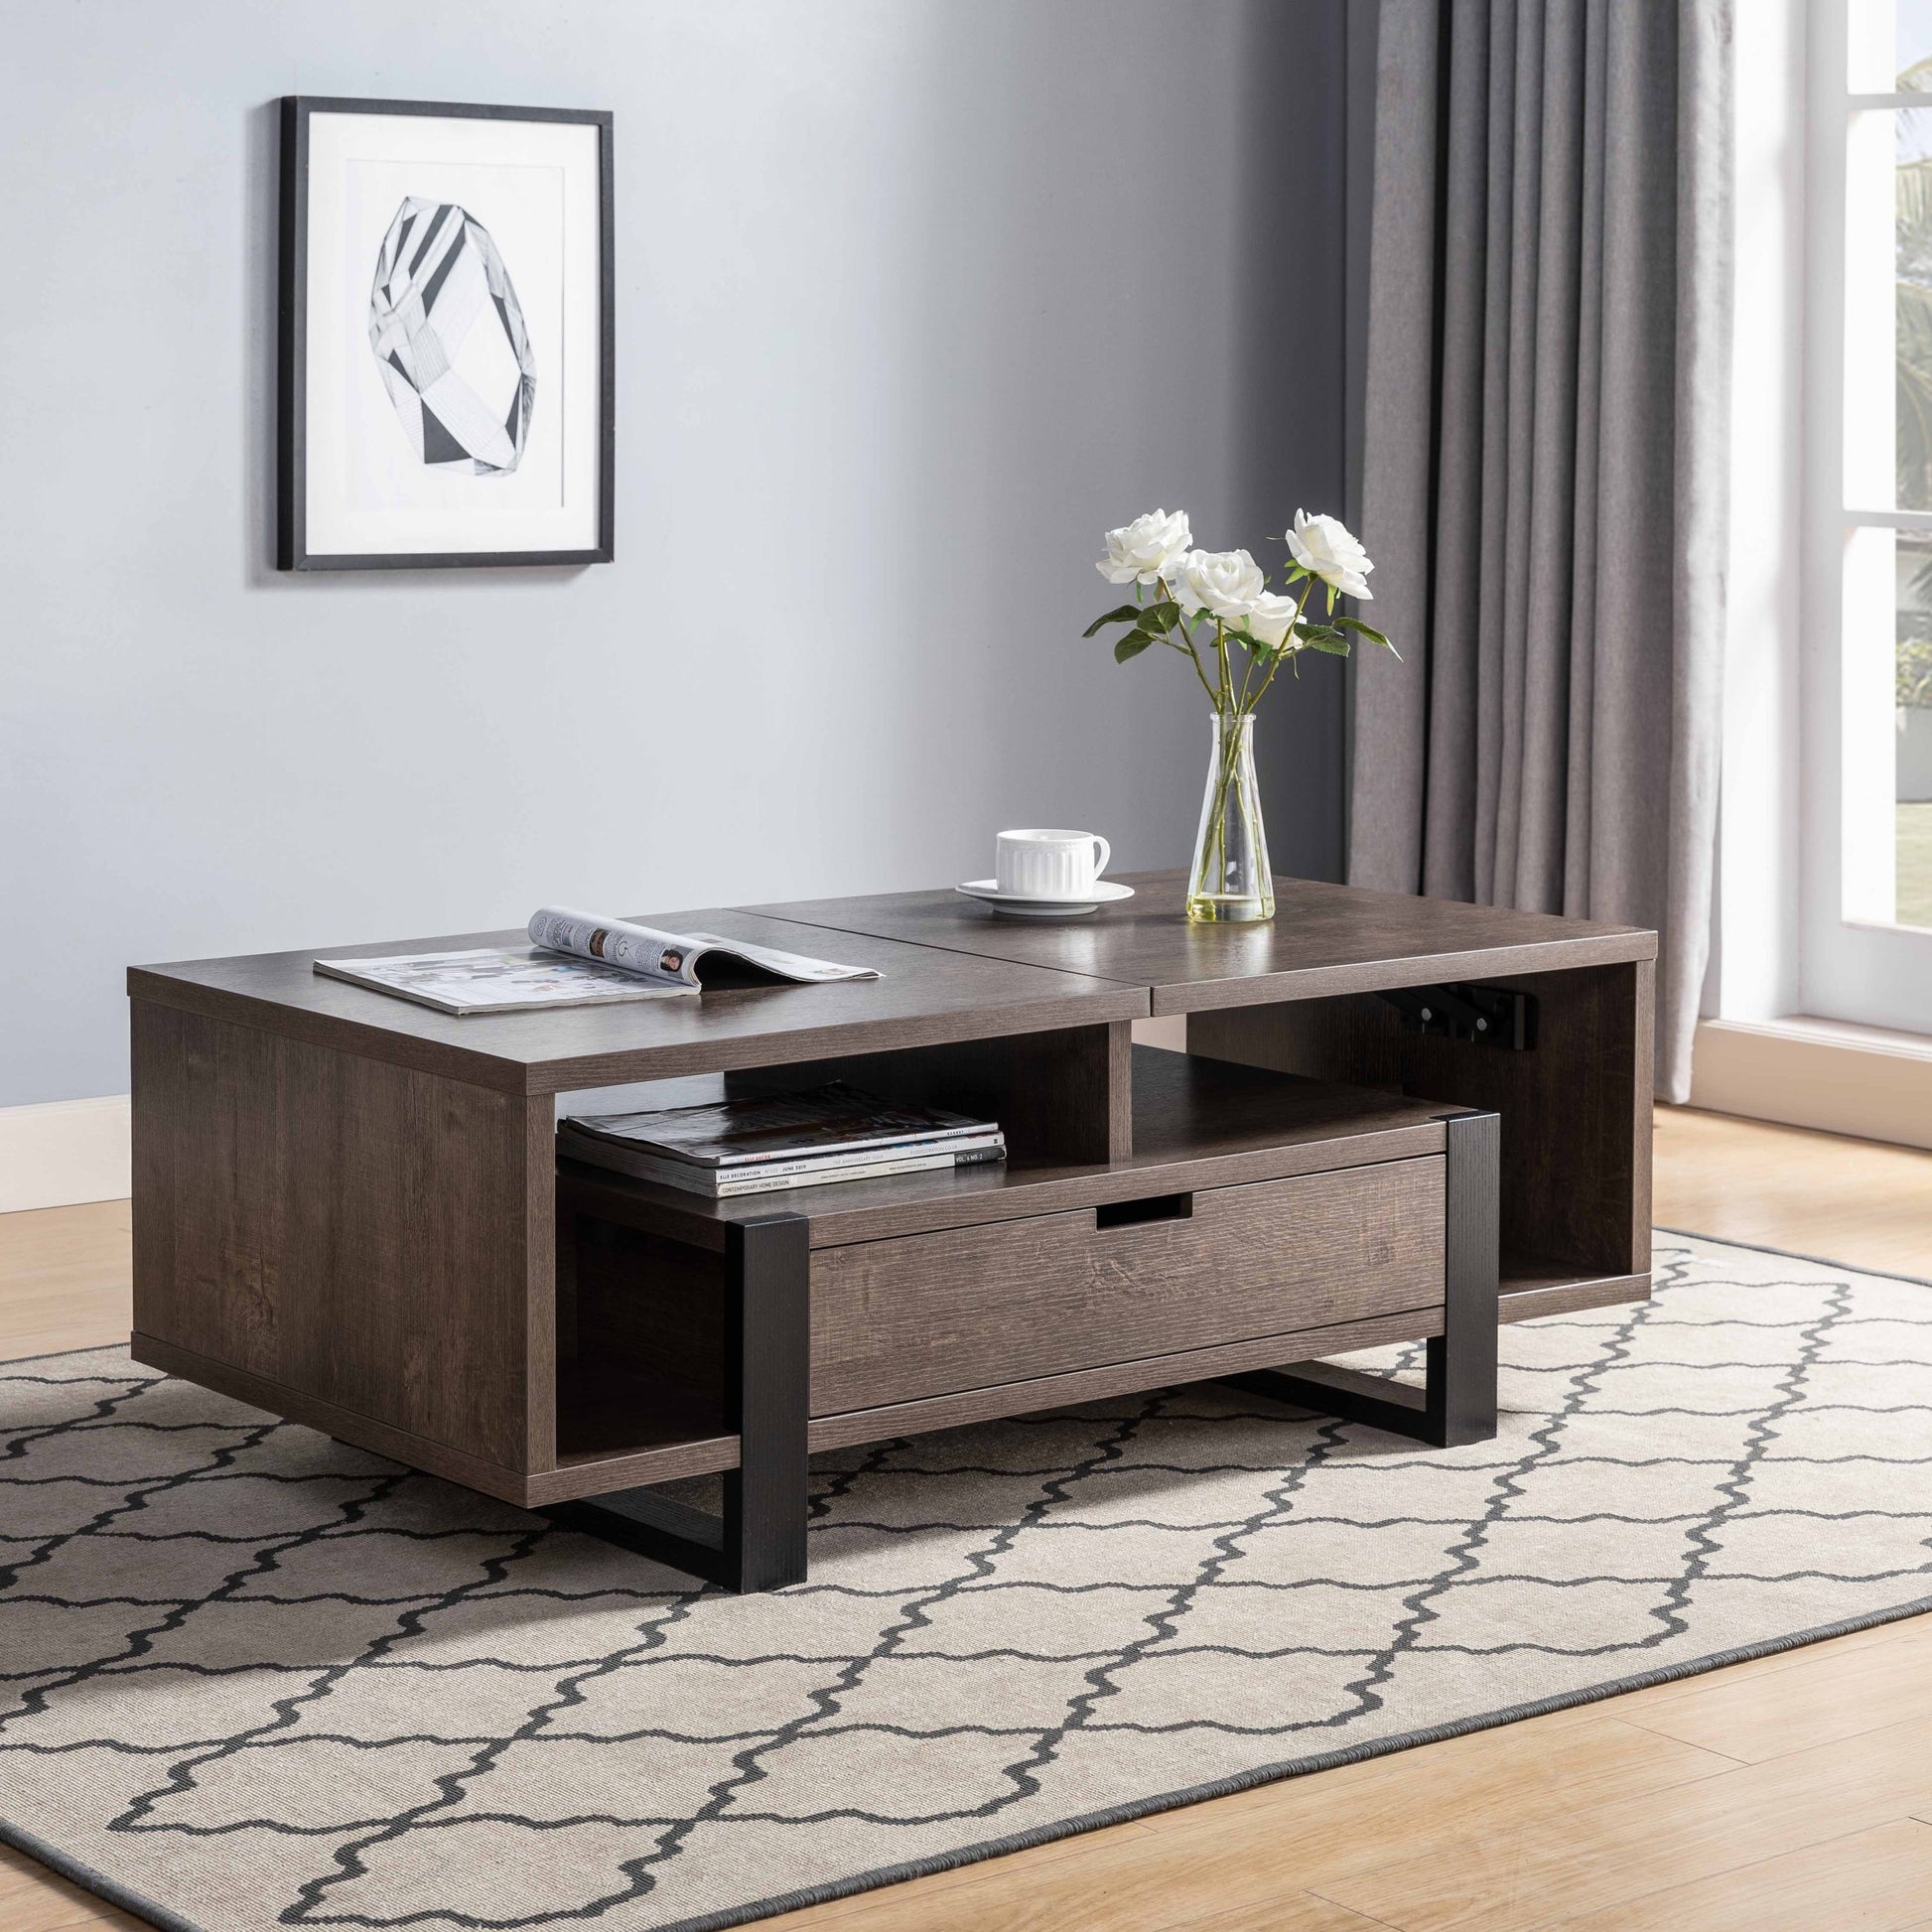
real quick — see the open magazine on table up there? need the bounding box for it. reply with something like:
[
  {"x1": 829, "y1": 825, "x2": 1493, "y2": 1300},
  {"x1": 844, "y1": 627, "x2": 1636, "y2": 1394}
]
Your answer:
[{"x1": 313, "y1": 906, "x2": 879, "y2": 1017}]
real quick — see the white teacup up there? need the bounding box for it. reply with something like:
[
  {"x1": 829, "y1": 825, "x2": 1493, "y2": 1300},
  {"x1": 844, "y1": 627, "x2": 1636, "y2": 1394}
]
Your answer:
[{"x1": 996, "y1": 829, "x2": 1112, "y2": 899}]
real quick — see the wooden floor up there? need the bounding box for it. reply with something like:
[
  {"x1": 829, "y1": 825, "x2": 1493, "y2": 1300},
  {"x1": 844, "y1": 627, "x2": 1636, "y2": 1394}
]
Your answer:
[
  {"x1": 3, "y1": 1107, "x2": 1930, "y2": 1931},
  {"x1": 1652, "y1": 1104, "x2": 1932, "y2": 1281}
]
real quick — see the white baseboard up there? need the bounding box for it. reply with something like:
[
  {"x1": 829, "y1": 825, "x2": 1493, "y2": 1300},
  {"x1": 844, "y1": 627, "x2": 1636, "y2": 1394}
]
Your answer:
[
  {"x1": 1689, "y1": 1018, "x2": 1932, "y2": 1151},
  {"x1": 0, "y1": 1095, "x2": 132, "y2": 1213}
]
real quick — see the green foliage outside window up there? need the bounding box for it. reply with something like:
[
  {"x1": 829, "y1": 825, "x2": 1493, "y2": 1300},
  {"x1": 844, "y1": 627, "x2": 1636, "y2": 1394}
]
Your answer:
[
  {"x1": 1893, "y1": 68, "x2": 1932, "y2": 707},
  {"x1": 1901, "y1": 633, "x2": 1932, "y2": 708}
]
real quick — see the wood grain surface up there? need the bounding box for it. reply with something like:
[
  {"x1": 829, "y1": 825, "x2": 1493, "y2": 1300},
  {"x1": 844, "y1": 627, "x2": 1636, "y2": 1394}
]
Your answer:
[
  {"x1": 808, "y1": 1158, "x2": 1446, "y2": 1414},
  {"x1": 723, "y1": 1020, "x2": 1134, "y2": 1166},
  {"x1": 801, "y1": 1305, "x2": 1449, "y2": 1455},
  {"x1": 748, "y1": 871, "x2": 1656, "y2": 1014},
  {"x1": 125, "y1": 1330, "x2": 540, "y2": 1505},
  {"x1": 1189, "y1": 960, "x2": 1653, "y2": 1288},
  {"x1": 129, "y1": 908, "x2": 1147, "y2": 1094},
  {"x1": 1496, "y1": 1270, "x2": 1650, "y2": 1323},
  {"x1": 0, "y1": 1198, "x2": 129, "y2": 1360},
  {"x1": 131, "y1": 999, "x2": 553, "y2": 1474}
]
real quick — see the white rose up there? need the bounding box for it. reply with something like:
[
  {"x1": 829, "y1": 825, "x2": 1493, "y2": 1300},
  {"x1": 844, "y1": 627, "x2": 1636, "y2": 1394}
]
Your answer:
[
  {"x1": 1096, "y1": 507, "x2": 1193, "y2": 586},
  {"x1": 1288, "y1": 508, "x2": 1374, "y2": 600},
  {"x1": 1242, "y1": 590, "x2": 1302, "y2": 649},
  {"x1": 1173, "y1": 548, "x2": 1265, "y2": 621}
]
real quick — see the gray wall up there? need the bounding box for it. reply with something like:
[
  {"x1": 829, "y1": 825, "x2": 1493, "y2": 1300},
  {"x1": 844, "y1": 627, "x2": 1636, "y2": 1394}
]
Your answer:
[{"x1": 0, "y1": 0, "x2": 1348, "y2": 1109}]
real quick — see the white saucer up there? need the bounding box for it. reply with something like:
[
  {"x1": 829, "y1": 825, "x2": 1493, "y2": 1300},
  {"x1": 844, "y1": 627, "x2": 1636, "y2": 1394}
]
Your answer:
[{"x1": 955, "y1": 880, "x2": 1136, "y2": 918}]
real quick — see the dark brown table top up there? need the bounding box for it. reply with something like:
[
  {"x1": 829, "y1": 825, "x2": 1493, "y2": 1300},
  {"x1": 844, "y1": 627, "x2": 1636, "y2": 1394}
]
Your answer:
[
  {"x1": 128, "y1": 907, "x2": 1148, "y2": 1095},
  {"x1": 749, "y1": 871, "x2": 1657, "y2": 1016},
  {"x1": 129, "y1": 873, "x2": 1655, "y2": 1090}
]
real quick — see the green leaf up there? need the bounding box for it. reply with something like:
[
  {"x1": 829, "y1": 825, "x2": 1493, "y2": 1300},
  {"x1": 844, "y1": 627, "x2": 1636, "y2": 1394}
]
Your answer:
[
  {"x1": 1140, "y1": 599, "x2": 1182, "y2": 632},
  {"x1": 1082, "y1": 604, "x2": 1144, "y2": 638},
  {"x1": 1114, "y1": 632, "x2": 1157, "y2": 663},
  {"x1": 1334, "y1": 618, "x2": 1391, "y2": 646},
  {"x1": 1293, "y1": 622, "x2": 1352, "y2": 657},
  {"x1": 1335, "y1": 617, "x2": 1400, "y2": 659}
]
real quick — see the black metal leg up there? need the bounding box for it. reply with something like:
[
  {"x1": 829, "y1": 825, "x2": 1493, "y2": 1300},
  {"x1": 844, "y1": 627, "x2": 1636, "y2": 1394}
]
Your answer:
[
  {"x1": 542, "y1": 1212, "x2": 811, "y2": 1591},
  {"x1": 722, "y1": 1213, "x2": 812, "y2": 1589},
  {"x1": 1227, "y1": 1109, "x2": 1500, "y2": 1448},
  {"x1": 1427, "y1": 1109, "x2": 1501, "y2": 1445}
]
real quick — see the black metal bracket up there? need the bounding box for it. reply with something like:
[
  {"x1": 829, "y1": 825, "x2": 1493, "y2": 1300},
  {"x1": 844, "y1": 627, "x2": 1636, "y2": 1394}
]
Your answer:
[
  {"x1": 1226, "y1": 1109, "x2": 1501, "y2": 1448},
  {"x1": 542, "y1": 1213, "x2": 811, "y2": 1592},
  {"x1": 1377, "y1": 982, "x2": 1536, "y2": 1050}
]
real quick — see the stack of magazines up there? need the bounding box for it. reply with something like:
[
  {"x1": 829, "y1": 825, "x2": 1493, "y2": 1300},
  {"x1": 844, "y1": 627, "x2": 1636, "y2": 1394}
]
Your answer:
[{"x1": 557, "y1": 1083, "x2": 1006, "y2": 1199}]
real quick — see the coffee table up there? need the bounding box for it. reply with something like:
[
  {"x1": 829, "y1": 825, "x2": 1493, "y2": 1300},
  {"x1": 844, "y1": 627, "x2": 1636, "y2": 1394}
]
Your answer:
[{"x1": 128, "y1": 873, "x2": 1654, "y2": 1591}]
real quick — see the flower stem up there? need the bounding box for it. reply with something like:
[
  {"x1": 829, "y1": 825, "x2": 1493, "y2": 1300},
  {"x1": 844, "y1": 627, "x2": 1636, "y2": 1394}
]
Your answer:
[
  {"x1": 1240, "y1": 578, "x2": 1318, "y2": 717},
  {"x1": 1157, "y1": 576, "x2": 1224, "y2": 709}
]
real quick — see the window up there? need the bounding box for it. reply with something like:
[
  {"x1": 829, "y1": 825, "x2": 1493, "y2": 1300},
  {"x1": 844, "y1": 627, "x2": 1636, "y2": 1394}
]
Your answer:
[{"x1": 1803, "y1": 0, "x2": 1932, "y2": 1030}]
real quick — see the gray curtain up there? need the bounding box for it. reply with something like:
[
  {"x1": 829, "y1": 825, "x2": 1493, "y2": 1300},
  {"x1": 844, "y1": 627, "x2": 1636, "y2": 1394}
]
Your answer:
[{"x1": 1349, "y1": 0, "x2": 1732, "y2": 1101}]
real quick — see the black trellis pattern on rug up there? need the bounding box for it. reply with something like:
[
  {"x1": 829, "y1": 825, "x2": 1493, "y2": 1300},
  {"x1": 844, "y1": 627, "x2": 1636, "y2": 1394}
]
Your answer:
[{"x1": 3, "y1": 1234, "x2": 1932, "y2": 1932}]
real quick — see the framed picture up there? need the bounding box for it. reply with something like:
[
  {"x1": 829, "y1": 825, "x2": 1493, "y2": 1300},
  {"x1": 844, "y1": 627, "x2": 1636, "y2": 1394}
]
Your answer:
[{"x1": 277, "y1": 96, "x2": 614, "y2": 571}]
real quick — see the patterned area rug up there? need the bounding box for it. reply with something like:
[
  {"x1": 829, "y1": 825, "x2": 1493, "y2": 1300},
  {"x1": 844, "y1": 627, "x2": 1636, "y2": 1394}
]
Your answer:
[{"x1": 4, "y1": 1233, "x2": 1932, "y2": 1932}]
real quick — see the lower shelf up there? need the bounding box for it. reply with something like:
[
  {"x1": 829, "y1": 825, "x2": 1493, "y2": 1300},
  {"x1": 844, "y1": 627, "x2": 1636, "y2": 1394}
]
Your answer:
[
  {"x1": 540, "y1": 1255, "x2": 1654, "y2": 1504},
  {"x1": 1500, "y1": 1259, "x2": 1651, "y2": 1323},
  {"x1": 540, "y1": 1303, "x2": 1448, "y2": 1504}
]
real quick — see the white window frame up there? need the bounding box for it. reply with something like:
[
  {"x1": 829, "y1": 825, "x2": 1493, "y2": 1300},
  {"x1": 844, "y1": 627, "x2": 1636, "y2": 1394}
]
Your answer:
[{"x1": 1798, "y1": 0, "x2": 1932, "y2": 1033}]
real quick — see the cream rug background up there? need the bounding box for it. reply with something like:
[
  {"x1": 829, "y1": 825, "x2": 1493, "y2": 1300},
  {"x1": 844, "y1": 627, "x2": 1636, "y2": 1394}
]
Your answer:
[{"x1": 3, "y1": 1233, "x2": 1931, "y2": 1932}]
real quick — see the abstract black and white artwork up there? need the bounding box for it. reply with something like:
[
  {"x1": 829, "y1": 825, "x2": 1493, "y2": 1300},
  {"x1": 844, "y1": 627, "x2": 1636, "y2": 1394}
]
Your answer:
[
  {"x1": 278, "y1": 98, "x2": 613, "y2": 570},
  {"x1": 368, "y1": 198, "x2": 538, "y2": 475}
]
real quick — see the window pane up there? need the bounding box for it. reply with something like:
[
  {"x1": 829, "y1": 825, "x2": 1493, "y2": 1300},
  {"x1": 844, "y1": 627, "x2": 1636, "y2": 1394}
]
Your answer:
[
  {"x1": 1853, "y1": 0, "x2": 1932, "y2": 89},
  {"x1": 1900, "y1": 112, "x2": 1932, "y2": 507},
  {"x1": 1843, "y1": 529, "x2": 1915, "y2": 931},
  {"x1": 1903, "y1": 0, "x2": 1932, "y2": 86},
  {"x1": 1857, "y1": 107, "x2": 1932, "y2": 511},
  {"x1": 1902, "y1": 539, "x2": 1932, "y2": 928}
]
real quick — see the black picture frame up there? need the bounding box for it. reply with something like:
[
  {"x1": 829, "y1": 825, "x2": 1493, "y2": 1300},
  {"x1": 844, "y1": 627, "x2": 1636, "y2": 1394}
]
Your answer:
[{"x1": 277, "y1": 95, "x2": 615, "y2": 572}]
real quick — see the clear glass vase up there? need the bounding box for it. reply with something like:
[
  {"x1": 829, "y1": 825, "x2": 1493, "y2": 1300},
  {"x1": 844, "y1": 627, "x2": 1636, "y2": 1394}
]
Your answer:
[{"x1": 1185, "y1": 710, "x2": 1274, "y2": 922}]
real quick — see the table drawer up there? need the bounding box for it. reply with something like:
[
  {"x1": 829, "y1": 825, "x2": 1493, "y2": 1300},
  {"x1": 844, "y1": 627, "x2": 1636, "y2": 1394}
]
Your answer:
[{"x1": 808, "y1": 1155, "x2": 1445, "y2": 1415}]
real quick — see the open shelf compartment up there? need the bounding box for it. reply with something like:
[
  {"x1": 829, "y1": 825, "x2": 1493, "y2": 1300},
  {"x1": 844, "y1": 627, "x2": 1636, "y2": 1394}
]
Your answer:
[
  {"x1": 550, "y1": 1043, "x2": 1459, "y2": 1489},
  {"x1": 554, "y1": 1043, "x2": 1452, "y2": 1246},
  {"x1": 1187, "y1": 962, "x2": 1653, "y2": 1323}
]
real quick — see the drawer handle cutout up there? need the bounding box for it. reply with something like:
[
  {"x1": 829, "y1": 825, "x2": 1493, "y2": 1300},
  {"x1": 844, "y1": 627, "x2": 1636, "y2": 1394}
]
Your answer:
[{"x1": 1095, "y1": 1192, "x2": 1193, "y2": 1230}]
